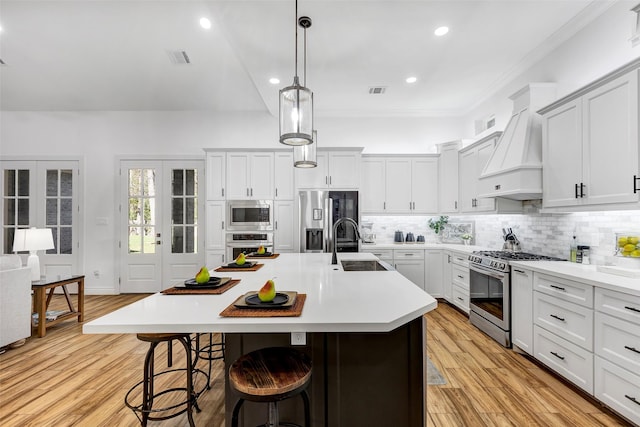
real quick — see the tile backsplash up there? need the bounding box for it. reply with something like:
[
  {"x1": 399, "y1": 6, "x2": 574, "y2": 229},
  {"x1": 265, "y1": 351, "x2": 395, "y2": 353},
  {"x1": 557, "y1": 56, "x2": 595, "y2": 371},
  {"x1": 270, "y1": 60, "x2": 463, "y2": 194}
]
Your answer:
[{"x1": 363, "y1": 202, "x2": 640, "y2": 267}]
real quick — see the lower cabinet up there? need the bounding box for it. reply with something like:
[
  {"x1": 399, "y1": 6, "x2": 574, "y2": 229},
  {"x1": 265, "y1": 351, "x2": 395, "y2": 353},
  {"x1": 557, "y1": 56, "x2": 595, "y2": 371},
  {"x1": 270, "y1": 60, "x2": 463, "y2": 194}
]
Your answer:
[
  {"x1": 393, "y1": 249, "x2": 425, "y2": 291},
  {"x1": 595, "y1": 357, "x2": 640, "y2": 425},
  {"x1": 206, "y1": 250, "x2": 225, "y2": 269},
  {"x1": 511, "y1": 267, "x2": 533, "y2": 355},
  {"x1": 274, "y1": 201, "x2": 295, "y2": 252},
  {"x1": 450, "y1": 252, "x2": 470, "y2": 314},
  {"x1": 442, "y1": 252, "x2": 453, "y2": 302},
  {"x1": 424, "y1": 250, "x2": 443, "y2": 298}
]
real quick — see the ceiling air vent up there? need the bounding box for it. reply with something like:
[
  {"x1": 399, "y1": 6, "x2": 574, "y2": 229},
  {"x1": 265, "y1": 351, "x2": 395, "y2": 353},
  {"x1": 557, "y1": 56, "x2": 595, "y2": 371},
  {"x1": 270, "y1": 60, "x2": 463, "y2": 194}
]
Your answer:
[
  {"x1": 368, "y1": 86, "x2": 386, "y2": 95},
  {"x1": 167, "y1": 50, "x2": 191, "y2": 65}
]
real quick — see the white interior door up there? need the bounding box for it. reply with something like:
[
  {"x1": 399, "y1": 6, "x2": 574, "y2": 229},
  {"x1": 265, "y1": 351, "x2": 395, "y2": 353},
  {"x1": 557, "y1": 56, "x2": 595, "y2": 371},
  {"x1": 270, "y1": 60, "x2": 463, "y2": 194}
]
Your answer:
[{"x1": 119, "y1": 160, "x2": 204, "y2": 293}]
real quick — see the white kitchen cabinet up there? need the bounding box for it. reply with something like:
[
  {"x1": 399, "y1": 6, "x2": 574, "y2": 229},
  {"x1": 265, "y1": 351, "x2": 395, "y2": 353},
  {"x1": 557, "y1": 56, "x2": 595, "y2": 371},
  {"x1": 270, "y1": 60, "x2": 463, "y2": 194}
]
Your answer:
[
  {"x1": 361, "y1": 155, "x2": 439, "y2": 214},
  {"x1": 274, "y1": 151, "x2": 295, "y2": 200},
  {"x1": 437, "y1": 141, "x2": 462, "y2": 213},
  {"x1": 442, "y1": 251, "x2": 453, "y2": 302},
  {"x1": 205, "y1": 201, "x2": 225, "y2": 251},
  {"x1": 541, "y1": 61, "x2": 639, "y2": 210},
  {"x1": 534, "y1": 291, "x2": 593, "y2": 350},
  {"x1": 459, "y1": 133, "x2": 521, "y2": 214},
  {"x1": 206, "y1": 250, "x2": 225, "y2": 269},
  {"x1": 205, "y1": 152, "x2": 226, "y2": 200},
  {"x1": 274, "y1": 200, "x2": 295, "y2": 252},
  {"x1": 449, "y1": 251, "x2": 470, "y2": 314},
  {"x1": 534, "y1": 273, "x2": 593, "y2": 308},
  {"x1": 511, "y1": 267, "x2": 534, "y2": 355},
  {"x1": 393, "y1": 249, "x2": 425, "y2": 290},
  {"x1": 595, "y1": 357, "x2": 640, "y2": 425},
  {"x1": 295, "y1": 150, "x2": 361, "y2": 189},
  {"x1": 424, "y1": 249, "x2": 443, "y2": 298},
  {"x1": 361, "y1": 248, "x2": 393, "y2": 263},
  {"x1": 226, "y1": 152, "x2": 274, "y2": 200}
]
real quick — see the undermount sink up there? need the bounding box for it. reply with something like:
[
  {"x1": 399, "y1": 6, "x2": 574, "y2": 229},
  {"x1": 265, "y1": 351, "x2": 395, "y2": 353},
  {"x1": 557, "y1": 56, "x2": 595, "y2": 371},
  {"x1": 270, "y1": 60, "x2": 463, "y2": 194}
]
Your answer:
[{"x1": 340, "y1": 260, "x2": 391, "y2": 271}]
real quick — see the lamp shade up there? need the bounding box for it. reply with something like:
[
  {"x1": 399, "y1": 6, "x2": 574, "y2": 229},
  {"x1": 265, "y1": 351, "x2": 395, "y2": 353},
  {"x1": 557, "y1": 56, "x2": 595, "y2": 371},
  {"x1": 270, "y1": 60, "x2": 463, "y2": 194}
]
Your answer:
[
  {"x1": 279, "y1": 76, "x2": 314, "y2": 146},
  {"x1": 294, "y1": 130, "x2": 317, "y2": 168},
  {"x1": 12, "y1": 228, "x2": 55, "y2": 252}
]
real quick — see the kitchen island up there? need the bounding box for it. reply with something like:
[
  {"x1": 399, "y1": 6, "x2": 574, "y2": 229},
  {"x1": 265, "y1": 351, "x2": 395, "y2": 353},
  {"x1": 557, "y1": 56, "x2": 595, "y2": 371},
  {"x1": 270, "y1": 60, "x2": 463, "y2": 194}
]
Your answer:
[{"x1": 83, "y1": 253, "x2": 437, "y2": 426}]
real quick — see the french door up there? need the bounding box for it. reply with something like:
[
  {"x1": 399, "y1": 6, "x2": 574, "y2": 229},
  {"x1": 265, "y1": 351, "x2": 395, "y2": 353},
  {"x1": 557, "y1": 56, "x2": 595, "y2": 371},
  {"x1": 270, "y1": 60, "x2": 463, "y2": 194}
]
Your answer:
[{"x1": 119, "y1": 160, "x2": 204, "y2": 293}]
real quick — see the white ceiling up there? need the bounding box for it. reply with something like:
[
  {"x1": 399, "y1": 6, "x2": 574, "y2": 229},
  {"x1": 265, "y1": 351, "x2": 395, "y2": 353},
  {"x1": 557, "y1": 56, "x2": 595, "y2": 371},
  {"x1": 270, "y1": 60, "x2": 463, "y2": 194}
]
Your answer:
[{"x1": 0, "y1": 0, "x2": 616, "y2": 117}]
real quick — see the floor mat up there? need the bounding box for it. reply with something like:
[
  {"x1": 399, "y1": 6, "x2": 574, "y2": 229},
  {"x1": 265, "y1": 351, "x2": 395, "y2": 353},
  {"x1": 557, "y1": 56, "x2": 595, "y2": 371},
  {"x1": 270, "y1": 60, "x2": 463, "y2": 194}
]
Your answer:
[{"x1": 427, "y1": 357, "x2": 446, "y2": 385}]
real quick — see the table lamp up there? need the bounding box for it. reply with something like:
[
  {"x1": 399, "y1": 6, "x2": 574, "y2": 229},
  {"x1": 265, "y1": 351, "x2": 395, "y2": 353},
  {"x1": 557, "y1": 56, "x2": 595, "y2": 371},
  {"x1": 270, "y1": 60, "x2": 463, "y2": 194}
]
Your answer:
[{"x1": 12, "y1": 228, "x2": 55, "y2": 281}]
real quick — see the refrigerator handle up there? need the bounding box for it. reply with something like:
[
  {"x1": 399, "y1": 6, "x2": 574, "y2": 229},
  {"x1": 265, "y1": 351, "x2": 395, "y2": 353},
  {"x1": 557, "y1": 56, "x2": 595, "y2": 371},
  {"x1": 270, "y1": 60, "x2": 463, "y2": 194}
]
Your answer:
[{"x1": 325, "y1": 196, "x2": 332, "y2": 253}]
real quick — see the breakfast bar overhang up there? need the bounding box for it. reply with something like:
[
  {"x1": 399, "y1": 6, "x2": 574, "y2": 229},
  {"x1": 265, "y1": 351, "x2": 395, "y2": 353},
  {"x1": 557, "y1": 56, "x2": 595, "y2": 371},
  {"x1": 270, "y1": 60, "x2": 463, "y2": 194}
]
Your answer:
[{"x1": 83, "y1": 253, "x2": 438, "y2": 426}]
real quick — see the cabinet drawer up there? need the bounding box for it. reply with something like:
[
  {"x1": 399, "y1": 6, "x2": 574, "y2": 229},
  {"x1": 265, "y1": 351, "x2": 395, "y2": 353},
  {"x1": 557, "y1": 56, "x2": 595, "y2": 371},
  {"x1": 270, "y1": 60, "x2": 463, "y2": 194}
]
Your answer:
[
  {"x1": 533, "y1": 291, "x2": 593, "y2": 350},
  {"x1": 595, "y1": 287, "x2": 640, "y2": 325},
  {"x1": 393, "y1": 249, "x2": 424, "y2": 260},
  {"x1": 534, "y1": 273, "x2": 593, "y2": 308},
  {"x1": 450, "y1": 252, "x2": 469, "y2": 267},
  {"x1": 451, "y1": 285, "x2": 469, "y2": 314},
  {"x1": 452, "y1": 264, "x2": 469, "y2": 289},
  {"x1": 364, "y1": 249, "x2": 393, "y2": 262},
  {"x1": 534, "y1": 325, "x2": 593, "y2": 394},
  {"x1": 595, "y1": 356, "x2": 640, "y2": 425},
  {"x1": 595, "y1": 311, "x2": 640, "y2": 374}
]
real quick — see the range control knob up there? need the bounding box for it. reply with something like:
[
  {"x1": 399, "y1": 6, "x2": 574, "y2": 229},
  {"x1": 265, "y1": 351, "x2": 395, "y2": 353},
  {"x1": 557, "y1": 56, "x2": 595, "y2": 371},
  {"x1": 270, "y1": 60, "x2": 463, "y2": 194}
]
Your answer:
[{"x1": 499, "y1": 262, "x2": 506, "y2": 270}]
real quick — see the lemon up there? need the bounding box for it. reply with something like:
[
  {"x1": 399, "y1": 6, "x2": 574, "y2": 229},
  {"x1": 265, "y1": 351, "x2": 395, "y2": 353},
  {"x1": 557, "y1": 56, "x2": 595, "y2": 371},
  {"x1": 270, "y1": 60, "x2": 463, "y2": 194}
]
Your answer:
[
  {"x1": 622, "y1": 251, "x2": 632, "y2": 257},
  {"x1": 618, "y1": 237, "x2": 628, "y2": 247},
  {"x1": 629, "y1": 236, "x2": 639, "y2": 245},
  {"x1": 631, "y1": 250, "x2": 640, "y2": 258},
  {"x1": 623, "y1": 244, "x2": 636, "y2": 252}
]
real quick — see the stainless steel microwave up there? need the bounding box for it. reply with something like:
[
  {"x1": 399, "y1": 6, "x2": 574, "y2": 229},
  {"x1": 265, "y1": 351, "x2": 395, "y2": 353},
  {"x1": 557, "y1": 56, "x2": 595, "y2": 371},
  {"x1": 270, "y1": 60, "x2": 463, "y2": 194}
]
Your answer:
[{"x1": 227, "y1": 200, "x2": 273, "y2": 231}]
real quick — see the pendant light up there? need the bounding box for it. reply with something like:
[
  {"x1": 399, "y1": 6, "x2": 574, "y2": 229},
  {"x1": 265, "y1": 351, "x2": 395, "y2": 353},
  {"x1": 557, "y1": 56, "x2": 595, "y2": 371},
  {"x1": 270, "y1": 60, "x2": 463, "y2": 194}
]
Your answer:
[
  {"x1": 294, "y1": 130, "x2": 317, "y2": 168},
  {"x1": 279, "y1": 0, "x2": 313, "y2": 146}
]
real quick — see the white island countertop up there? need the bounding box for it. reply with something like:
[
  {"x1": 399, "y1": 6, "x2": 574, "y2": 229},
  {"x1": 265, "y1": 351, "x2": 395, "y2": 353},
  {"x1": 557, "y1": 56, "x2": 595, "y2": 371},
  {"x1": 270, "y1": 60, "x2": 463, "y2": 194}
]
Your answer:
[{"x1": 83, "y1": 252, "x2": 438, "y2": 335}]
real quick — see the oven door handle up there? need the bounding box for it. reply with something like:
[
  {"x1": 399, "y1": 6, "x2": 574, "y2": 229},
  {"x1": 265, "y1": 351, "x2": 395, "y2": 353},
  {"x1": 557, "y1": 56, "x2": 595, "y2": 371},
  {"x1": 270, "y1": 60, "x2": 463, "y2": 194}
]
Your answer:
[{"x1": 469, "y1": 264, "x2": 506, "y2": 281}]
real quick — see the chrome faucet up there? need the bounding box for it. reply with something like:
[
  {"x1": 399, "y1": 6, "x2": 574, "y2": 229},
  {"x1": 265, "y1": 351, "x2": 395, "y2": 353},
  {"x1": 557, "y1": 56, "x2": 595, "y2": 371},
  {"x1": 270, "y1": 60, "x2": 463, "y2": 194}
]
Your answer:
[{"x1": 331, "y1": 217, "x2": 361, "y2": 265}]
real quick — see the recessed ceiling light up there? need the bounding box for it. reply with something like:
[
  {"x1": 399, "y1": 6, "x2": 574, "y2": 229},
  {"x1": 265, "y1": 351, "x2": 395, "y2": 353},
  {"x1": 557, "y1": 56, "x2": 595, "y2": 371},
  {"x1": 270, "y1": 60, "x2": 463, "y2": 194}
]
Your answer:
[
  {"x1": 269, "y1": 78, "x2": 280, "y2": 85},
  {"x1": 406, "y1": 76, "x2": 417, "y2": 84},
  {"x1": 199, "y1": 17, "x2": 212, "y2": 29},
  {"x1": 434, "y1": 26, "x2": 449, "y2": 37}
]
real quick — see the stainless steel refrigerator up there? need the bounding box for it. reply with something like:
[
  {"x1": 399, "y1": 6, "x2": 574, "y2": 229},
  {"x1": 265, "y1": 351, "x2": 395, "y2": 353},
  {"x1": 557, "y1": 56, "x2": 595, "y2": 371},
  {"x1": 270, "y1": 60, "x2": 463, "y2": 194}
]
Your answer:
[{"x1": 299, "y1": 190, "x2": 359, "y2": 253}]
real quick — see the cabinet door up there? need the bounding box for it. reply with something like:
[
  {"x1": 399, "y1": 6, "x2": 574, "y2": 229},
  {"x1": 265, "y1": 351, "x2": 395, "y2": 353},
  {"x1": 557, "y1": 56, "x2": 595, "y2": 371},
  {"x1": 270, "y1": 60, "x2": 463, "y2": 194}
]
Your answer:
[
  {"x1": 206, "y1": 153, "x2": 226, "y2": 200},
  {"x1": 295, "y1": 152, "x2": 328, "y2": 188},
  {"x1": 542, "y1": 99, "x2": 583, "y2": 208},
  {"x1": 424, "y1": 250, "x2": 443, "y2": 297},
  {"x1": 249, "y1": 153, "x2": 274, "y2": 199},
  {"x1": 206, "y1": 250, "x2": 225, "y2": 268},
  {"x1": 474, "y1": 141, "x2": 496, "y2": 212},
  {"x1": 394, "y1": 261, "x2": 425, "y2": 290},
  {"x1": 439, "y1": 146, "x2": 459, "y2": 213},
  {"x1": 442, "y1": 252, "x2": 453, "y2": 302},
  {"x1": 511, "y1": 267, "x2": 533, "y2": 355},
  {"x1": 583, "y1": 71, "x2": 639, "y2": 206},
  {"x1": 274, "y1": 152, "x2": 294, "y2": 200},
  {"x1": 329, "y1": 152, "x2": 360, "y2": 188},
  {"x1": 411, "y1": 157, "x2": 438, "y2": 213},
  {"x1": 385, "y1": 158, "x2": 412, "y2": 213},
  {"x1": 226, "y1": 153, "x2": 250, "y2": 199},
  {"x1": 458, "y1": 149, "x2": 476, "y2": 213},
  {"x1": 274, "y1": 201, "x2": 295, "y2": 252},
  {"x1": 205, "y1": 201, "x2": 225, "y2": 250},
  {"x1": 361, "y1": 158, "x2": 386, "y2": 213}
]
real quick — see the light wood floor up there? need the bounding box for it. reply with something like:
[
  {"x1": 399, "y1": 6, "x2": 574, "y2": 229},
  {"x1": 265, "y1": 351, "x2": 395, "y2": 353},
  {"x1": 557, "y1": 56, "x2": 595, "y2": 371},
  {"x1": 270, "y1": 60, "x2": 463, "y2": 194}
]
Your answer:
[{"x1": 0, "y1": 295, "x2": 631, "y2": 427}]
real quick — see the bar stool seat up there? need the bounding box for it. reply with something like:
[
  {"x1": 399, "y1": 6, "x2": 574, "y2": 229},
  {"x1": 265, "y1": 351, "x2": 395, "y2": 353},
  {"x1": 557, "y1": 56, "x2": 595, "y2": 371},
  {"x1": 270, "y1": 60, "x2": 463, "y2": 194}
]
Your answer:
[
  {"x1": 125, "y1": 333, "x2": 208, "y2": 426},
  {"x1": 229, "y1": 347, "x2": 312, "y2": 427}
]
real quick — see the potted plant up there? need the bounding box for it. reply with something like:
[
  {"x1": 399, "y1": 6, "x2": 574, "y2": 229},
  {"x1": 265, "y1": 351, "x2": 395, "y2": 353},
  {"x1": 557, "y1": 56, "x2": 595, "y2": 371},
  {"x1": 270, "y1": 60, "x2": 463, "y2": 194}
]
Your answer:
[
  {"x1": 428, "y1": 216, "x2": 449, "y2": 242},
  {"x1": 461, "y1": 233, "x2": 472, "y2": 245}
]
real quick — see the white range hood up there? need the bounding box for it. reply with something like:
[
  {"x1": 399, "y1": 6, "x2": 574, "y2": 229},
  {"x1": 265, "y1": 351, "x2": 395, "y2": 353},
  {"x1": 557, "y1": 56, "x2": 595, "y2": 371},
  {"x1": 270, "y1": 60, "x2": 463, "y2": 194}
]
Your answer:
[{"x1": 478, "y1": 83, "x2": 557, "y2": 200}]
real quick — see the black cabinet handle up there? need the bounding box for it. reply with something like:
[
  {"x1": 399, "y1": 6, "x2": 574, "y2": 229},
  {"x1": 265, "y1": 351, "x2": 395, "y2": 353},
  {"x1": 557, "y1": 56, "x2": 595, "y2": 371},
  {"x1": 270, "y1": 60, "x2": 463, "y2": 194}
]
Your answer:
[
  {"x1": 550, "y1": 351, "x2": 565, "y2": 360},
  {"x1": 575, "y1": 183, "x2": 579, "y2": 199},
  {"x1": 580, "y1": 182, "x2": 585, "y2": 198},
  {"x1": 457, "y1": 297, "x2": 464, "y2": 301},
  {"x1": 457, "y1": 275, "x2": 464, "y2": 279},
  {"x1": 625, "y1": 395, "x2": 640, "y2": 406},
  {"x1": 624, "y1": 345, "x2": 640, "y2": 354},
  {"x1": 550, "y1": 314, "x2": 565, "y2": 322},
  {"x1": 550, "y1": 284, "x2": 566, "y2": 292},
  {"x1": 634, "y1": 175, "x2": 639, "y2": 194},
  {"x1": 625, "y1": 306, "x2": 640, "y2": 313}
]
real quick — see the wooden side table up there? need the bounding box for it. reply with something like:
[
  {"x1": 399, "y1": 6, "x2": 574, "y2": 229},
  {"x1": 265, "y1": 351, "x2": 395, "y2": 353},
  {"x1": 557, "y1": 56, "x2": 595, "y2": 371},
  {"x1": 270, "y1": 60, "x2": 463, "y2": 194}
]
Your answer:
[{"x1": 31, "y1": 275, "x2": 85, "y2": 338}]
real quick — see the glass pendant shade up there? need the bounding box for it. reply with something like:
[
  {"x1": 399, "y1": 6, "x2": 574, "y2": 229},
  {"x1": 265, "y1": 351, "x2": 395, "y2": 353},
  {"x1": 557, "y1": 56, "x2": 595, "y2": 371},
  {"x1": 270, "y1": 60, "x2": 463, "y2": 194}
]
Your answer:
[
  {"x1": 279, "y1": 76, "x2": 314, "y2": 146},
  {"x1": 294, "y1": 130, "x2": 317, "y2": 168}
]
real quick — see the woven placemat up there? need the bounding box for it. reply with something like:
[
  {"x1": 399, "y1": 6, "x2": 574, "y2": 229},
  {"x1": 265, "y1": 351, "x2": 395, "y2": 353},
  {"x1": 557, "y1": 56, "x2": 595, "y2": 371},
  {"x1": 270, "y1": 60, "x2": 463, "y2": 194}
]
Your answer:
[
  {"x1": 219, "y1": 294, "x2": 306, "y2": 317},
  {"x1": 161, "y1": 279, "x2": 241, "y2": 295},
  {"x1": 214, "y1": 263, "x2": 264, "y2": 272},
  {"x1": 246, "y1": 253, "x2": 280, "y2": 259}
]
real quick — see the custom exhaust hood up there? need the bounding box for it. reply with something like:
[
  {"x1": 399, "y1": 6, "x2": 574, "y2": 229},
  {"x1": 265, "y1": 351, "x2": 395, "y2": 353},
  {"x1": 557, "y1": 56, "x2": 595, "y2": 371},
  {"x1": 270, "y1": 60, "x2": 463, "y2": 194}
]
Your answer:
[{"x1": 478, "y1": 83, "x2": 557, "y2": 200}]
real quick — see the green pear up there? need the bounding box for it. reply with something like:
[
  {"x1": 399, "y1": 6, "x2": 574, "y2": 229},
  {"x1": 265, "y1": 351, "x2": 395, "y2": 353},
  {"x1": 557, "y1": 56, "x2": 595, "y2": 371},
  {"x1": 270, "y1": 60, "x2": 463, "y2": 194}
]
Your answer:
[
  {"x1": 257, "y1": 245, "x2": 266, "y2": 255},
  {"x1": 195, "y1": 266, "x2": 210, "y2": 284},
  {"x1": 258, "y1": 279, "x2": 276, "y2": 302},
  {"x1": 235, "y1": 253, "x2": 246, "y2": 266}
]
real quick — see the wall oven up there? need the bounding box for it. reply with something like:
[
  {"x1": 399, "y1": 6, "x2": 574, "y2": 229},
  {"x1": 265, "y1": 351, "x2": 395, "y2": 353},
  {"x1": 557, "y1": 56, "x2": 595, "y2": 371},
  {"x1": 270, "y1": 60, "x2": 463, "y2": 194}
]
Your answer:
[
  {"x1": 227, "y1": 200, "x2": 273, "y2": 231},
  {"x1": 226, "y1": 232, "x2": 274, "y2": 262}
]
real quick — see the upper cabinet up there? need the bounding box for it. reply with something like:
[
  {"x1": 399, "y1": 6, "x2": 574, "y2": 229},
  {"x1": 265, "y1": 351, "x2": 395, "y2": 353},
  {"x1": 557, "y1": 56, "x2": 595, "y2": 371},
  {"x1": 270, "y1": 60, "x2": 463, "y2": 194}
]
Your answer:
[
  {"x1": 437, "y1": 141, "x2": 462, "y2": 214},
  {"x1": 205, "y1": 152, "x2": 226, "y2": 200},
  {"x1": 541, "y1": 60, "x2": 640, "y2": 210},
  {"x1": 274, "y1": 151, "x2": 295, "y2": 200},
  {"x1": 459, "y1": 133, "x2": 522, "y2": 214},
  {"x1": 295, "y1": 150, "x2": 361, "y2": 189},
  {"x1": 361, "y1": 155, "x2": 439, "y2": 214},
  {"x1": 226, "y1": 152, "x2": 274, "y2": 200}
]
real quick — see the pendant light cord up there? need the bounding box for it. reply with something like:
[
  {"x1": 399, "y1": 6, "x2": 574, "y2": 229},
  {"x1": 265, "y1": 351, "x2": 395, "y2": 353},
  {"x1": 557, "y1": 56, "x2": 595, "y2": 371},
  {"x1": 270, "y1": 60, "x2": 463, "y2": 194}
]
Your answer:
[
  {"x1": 294, "y1": 0, "x2": 298, "y2": 79},
  {"x1": 303, "y1": 24, "x2": 307, "y2": 86}
]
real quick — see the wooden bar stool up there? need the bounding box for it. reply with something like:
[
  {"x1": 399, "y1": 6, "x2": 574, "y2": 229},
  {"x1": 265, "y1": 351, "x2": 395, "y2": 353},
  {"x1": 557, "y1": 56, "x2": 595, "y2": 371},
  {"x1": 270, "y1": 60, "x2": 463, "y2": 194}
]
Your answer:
[
  {"x1": 124, "y1": 333, "x2": 208, "y2": 426},
  {"x1": 229, "y1": 347, "x2": 312, "y2": 427}
]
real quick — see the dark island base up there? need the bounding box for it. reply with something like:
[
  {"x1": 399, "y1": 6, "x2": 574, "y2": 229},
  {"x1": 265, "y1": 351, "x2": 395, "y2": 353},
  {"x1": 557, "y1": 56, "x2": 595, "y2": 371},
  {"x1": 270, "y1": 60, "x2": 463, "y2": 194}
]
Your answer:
[{"x1": 224, "y1": 316, "x2": 426, "y2": 427}]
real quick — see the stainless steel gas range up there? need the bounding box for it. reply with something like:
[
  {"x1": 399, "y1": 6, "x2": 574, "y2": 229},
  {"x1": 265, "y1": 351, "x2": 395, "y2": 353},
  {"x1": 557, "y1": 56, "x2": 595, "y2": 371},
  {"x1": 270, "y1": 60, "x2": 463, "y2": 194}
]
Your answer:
[{"x1": 467, "y1": 250, "x2": 564, "y2": 347}]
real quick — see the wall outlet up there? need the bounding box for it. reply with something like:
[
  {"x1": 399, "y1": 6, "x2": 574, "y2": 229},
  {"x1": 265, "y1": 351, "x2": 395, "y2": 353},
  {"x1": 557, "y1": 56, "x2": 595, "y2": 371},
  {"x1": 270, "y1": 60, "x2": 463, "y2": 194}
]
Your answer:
[{"x1": 291, "y1": 332, "x2": 306, "y2": 346}]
